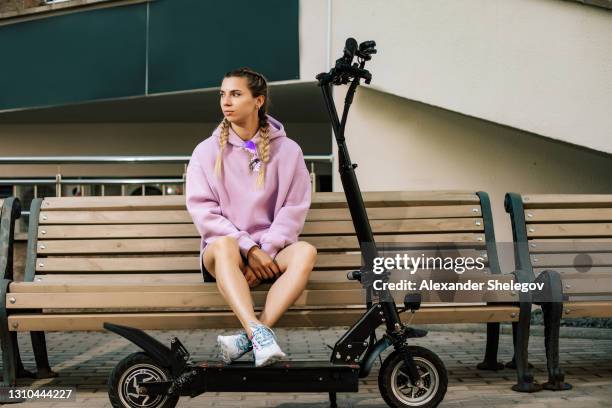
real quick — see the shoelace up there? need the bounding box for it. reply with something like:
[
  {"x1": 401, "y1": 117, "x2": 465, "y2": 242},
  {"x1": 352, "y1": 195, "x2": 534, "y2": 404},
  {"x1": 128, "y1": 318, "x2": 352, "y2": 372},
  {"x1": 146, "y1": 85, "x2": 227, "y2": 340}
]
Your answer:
[{"x1": 250, "y1": 324, "x2": 277, "y2": 348}]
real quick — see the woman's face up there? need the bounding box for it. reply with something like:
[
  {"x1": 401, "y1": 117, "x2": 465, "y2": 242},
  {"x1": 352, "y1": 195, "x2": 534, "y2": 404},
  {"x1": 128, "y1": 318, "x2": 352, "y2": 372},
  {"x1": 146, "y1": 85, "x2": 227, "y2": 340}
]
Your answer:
[{"x1": 220, "y1": 76, "x2": 264, "y2": 125}]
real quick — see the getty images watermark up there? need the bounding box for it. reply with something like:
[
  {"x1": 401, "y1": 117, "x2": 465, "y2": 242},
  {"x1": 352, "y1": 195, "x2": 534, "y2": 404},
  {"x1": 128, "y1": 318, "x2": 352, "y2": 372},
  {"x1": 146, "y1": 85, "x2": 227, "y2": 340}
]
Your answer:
[{"x1": 371, "y1": 253, "x2": 545, "y2": 293}]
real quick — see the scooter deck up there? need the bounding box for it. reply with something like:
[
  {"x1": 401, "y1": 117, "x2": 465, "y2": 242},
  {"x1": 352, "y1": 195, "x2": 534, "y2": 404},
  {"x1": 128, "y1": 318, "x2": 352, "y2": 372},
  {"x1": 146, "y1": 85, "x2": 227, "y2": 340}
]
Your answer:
[{"x1": 179, "y1": 360, "x2": 360, "y2": 394}]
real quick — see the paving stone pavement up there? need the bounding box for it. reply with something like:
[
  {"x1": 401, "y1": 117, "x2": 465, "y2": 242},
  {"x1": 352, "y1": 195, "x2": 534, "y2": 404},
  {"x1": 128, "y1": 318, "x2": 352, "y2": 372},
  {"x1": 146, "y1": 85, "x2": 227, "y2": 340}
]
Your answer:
[{"x1": 5, "y1": 326, "x2": 612, "y2": 407}]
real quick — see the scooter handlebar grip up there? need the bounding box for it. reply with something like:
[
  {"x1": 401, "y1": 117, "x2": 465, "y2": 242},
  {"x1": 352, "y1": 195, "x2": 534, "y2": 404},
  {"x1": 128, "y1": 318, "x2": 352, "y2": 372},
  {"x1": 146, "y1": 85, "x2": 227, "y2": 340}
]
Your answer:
[{"x1": 347, "y1": 270, "x2": 361, "y2": 281}]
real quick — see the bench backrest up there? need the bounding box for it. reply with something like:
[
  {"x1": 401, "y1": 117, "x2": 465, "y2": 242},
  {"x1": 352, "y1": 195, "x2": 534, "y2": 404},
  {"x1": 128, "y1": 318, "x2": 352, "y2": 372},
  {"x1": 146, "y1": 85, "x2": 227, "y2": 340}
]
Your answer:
[
  {"x1": 505, "y1": 193, "x2": 612, "y2": 299},
  {"x1": 24, "y1": 191, "x2": 507, "y2": 304}
]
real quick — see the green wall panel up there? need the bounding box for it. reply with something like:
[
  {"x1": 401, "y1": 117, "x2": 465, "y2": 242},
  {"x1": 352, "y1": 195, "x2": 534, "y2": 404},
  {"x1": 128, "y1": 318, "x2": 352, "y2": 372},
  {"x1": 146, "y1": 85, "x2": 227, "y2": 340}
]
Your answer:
[
  {"x1": 0, "y1": 0, "x2": 299, "y2": 111},
  {"x1": 0, "y1": 4, "x2": 147, "y2": 111},
  {"x1": 148, "y1": 0, "x2": 299, "y2": 94}
]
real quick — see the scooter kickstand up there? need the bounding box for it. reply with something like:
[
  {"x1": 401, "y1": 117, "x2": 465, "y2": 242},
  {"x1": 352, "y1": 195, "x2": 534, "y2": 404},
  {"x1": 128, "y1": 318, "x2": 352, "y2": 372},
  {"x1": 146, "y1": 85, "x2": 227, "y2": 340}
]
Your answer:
[{"x1": 329, "y1": 391, "x2": 337, "y2": 407}]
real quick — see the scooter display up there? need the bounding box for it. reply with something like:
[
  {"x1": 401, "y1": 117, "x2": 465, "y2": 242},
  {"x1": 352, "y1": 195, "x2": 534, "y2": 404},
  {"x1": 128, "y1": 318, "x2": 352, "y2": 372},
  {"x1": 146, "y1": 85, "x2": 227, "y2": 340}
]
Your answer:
[{"x1": 104, "y1": 38, "x2": 448, "y2": 408}]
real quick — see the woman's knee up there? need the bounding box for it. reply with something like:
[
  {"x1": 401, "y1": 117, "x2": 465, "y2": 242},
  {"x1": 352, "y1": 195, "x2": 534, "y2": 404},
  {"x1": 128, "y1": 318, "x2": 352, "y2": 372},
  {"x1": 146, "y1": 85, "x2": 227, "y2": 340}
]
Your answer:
[
  {"x1": 291, "y1": 241, "x2": 317, "y2": 269},
  {"x1": 207, "y1": 236, "x2": 243, "y2": 274},
  {"x1": 298, "y1": 241, "x2": 317, "y2": 258},
  {"x1": 210, "y1": 236, "x2": 241, "y2": 257}
]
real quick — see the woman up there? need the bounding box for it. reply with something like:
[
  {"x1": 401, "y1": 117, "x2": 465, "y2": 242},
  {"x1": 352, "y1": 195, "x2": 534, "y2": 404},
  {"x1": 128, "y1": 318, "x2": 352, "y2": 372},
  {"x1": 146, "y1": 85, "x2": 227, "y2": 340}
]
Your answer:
[{"x1": 186, "y1": 67, "x2": 317, "y2": 367}]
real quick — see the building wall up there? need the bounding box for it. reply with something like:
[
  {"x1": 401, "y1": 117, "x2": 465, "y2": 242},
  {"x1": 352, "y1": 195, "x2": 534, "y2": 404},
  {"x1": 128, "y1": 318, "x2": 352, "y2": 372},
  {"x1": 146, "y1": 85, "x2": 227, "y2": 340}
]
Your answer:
[
  {"x1": 313, "y1": 0, "x2": 612, "y2": 154},
  {"x1": 332, "y1": 86, "x2": 612, "y2": 269}
]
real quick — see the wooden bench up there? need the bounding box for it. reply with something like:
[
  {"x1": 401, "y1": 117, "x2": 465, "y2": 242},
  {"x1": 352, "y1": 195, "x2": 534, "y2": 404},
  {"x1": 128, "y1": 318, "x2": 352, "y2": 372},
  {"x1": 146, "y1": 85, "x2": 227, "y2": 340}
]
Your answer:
[
  {"x1": 506, "y1": 192, "x2": 612, "y2": 389},
  {"x1": 1, "y1": 191, "x2": 552, "y2": 389}
]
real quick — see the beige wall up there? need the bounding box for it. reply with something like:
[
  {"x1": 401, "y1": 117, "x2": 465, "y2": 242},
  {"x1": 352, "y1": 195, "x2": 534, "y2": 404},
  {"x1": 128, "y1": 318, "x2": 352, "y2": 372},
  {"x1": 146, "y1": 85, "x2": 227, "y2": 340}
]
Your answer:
[
  {"x1": 332, "y1": 86, "x2": 612, "y2": 269},
  {"x1": 299, "y1": 0, "x2": 329, "y2": 81},
  {"x1": 300, "y1": 0, "x2": 612, "y2": 153}
]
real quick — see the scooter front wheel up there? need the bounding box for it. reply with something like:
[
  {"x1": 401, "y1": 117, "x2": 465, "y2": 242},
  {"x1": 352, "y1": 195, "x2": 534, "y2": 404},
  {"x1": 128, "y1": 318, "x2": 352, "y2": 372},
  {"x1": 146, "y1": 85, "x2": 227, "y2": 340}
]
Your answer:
[
  {"x1": 108, "y1": 352, "x2": 179, "y2": 408},
  {"x1": 378, "y1": 346, "x2": 448, "y2": 408}
]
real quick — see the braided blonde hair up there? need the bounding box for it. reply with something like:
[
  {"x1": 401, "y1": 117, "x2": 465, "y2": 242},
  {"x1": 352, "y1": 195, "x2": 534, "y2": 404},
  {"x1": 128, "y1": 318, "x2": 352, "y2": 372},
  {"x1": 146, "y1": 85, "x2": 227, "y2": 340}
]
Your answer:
[{"x1": 214, "y1": 68, "x2": 271, "y2": 189}]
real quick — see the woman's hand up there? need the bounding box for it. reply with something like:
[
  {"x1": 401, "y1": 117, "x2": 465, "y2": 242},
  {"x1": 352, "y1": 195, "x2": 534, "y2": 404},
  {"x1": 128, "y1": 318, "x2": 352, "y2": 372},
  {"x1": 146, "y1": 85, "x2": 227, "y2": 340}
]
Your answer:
[
  {"x1": 247, "y1": 246, "x2": 281, "y2": 281},
  {"x1": 242, "y1": 264, "x2": 261, "y2": 288}
]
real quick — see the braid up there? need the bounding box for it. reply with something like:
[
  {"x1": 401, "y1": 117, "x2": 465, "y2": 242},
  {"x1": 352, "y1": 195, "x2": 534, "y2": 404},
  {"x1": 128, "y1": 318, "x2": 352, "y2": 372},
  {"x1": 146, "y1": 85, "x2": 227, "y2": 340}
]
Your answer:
[
  {"x1": 256, "y1": 117, "x2": 271, "y2": 188},
  {"x1": 214, "y1": 118, "x2": 230, "y2": 177}
]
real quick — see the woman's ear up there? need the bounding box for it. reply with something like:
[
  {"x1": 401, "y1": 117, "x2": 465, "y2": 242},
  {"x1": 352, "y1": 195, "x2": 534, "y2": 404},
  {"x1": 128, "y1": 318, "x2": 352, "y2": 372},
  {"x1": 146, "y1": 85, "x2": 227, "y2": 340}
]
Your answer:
[{"x1": 256, "y1": 95, "x2": 265, "y2": 110}]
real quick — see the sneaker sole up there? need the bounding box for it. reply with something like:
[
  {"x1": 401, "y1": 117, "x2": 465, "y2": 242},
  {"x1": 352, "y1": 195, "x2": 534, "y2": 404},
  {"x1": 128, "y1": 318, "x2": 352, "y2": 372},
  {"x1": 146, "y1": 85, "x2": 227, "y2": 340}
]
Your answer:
[{"x1": 255, "y1": 352, "x2": 286, "y2": 368}]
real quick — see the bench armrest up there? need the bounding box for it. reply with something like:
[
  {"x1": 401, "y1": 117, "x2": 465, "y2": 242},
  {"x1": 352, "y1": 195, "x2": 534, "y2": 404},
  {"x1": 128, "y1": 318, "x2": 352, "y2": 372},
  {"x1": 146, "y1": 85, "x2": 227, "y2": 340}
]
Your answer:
[{"x1": 0, "y1": 197, "x2": 21, "y2": 281}]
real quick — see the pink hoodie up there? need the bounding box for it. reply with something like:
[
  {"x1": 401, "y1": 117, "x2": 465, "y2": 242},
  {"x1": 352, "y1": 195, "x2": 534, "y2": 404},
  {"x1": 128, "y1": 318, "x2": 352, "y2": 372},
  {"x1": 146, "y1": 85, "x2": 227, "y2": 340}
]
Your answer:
[{"x1": 186, "y1": 115, "x2": 312, "y2": 271}]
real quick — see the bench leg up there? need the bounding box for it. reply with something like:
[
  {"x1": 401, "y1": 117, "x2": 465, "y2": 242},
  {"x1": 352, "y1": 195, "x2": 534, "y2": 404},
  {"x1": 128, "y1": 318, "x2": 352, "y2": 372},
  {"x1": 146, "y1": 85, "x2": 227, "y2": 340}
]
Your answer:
[
  {"x1": 505, "y1": 322, "x2": 534, "y2": 370},
  {"x1": 511, "y1": 301, "x2": 542, "y2": 392},
  {"x1": 540, "y1": 300, "x2": 571, "y2": 390},
  {"x1": 0, "y1": 310, "x2": 17, "y2": 386},
  {"x1": 1, "y1": 279, "x2": 36, "y2": 385},
  {"x1": 477, "y1": 322, "x2": 504, "y2": 370},
  {"x1": 536, "y1": 270, "x2": 571, "y2": 391},
  {"x1": 30, "y1": 331, "x2": 58, "y2": 379}
]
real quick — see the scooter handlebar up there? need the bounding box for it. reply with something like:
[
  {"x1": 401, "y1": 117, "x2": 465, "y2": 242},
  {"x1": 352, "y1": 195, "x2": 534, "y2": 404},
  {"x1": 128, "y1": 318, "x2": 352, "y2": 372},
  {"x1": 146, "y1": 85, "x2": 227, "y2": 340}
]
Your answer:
[{"x1": 316, "y1": 37, "x2": 376, "y2": 87}]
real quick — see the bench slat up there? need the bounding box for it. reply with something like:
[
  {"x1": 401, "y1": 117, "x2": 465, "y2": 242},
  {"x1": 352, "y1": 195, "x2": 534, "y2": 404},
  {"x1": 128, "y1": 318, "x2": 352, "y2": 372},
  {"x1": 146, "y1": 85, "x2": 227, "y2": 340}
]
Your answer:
[
  {"x1": 7, "y1": 305, "x2": 520, "y2": 331},
  {"x1": 37, "y1": 238, "x2": 201, "y2": 254},
  {"x1": 529, "y1": 239, "x2": 612, "y2": 253},
  {"x1": 310, "y1": 191, "x2": 480, "y2": 208},
  {"x1": 6, "y1": 289, "x2": 366, "y2": 308},
  {"x1": 10, "y1": 278, "x2": 360, "y2": 293},
  {"x1": 39, "y1": 224, "x2": 197, "y2": 239},
  {"x1": 531, "y1": 253, "x2": 612, "y2": 268},
  {"x1": 561, "y1": 301, "x2": 612, "y2": 318},
  {"x1": 527, "y1": 223, "x2": 612, "y2": 238},
  {"x1": 24, "y1": 271, "x2": 374, "y2": 286},
  {"x1": 525, "y1": 208, "x2": 612, "y2": 222},
  {"x1": 306, "y1": 235, "x2": 486, "y2": 251},
  {"x1": 37, "y1": 218, "x2": 485, "y2": 239},
  {"x1": 6, "y1": 284, "x2": 515, "y2": 309},
  {"x1": 41, "y1": 195, "x2": 185, "y2": 211},
  {"x1": 302, "y1": 218, "x2": 483, "y2": 235},
  {"x1": 36, "y1": 248, "x2": 488, "y2": 272},
  {"x1": 40, "y1": 210, "x2": 194, "y2": 224},
  {"x1": 534, "y1": 267, "x2": 612, "y2": 275},
  {"x1": 39, "y1": 205, "x2": 483, "y2": 225},
  {"x1": 36, "y1": 233, "x2": 486, "y2": 255},
  {"x1": 555, "y1": 278, "x2": 612, "y2": 296},
  {"x1": 34, "y1": 253, "x2": 364, "y2": 271},
  {"x1": 38, "y1": 256, "x2": 201, "y2": 272},
  {"x1": 16, "y1": 268, "x2": 498, "y2": 293},
  {"x1": 40, "y1": 191, "x2": 480, "y2": 211},
  {"x1": 522, "y1": 194, "x2": 612, "y2": 208}
]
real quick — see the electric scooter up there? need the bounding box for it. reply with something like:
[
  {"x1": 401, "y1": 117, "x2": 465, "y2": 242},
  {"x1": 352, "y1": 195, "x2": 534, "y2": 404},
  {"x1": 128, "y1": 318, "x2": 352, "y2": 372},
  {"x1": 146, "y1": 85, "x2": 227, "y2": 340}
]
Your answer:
[{"x1": 104, "y1": 38, "x2": 448, "y2": 408}]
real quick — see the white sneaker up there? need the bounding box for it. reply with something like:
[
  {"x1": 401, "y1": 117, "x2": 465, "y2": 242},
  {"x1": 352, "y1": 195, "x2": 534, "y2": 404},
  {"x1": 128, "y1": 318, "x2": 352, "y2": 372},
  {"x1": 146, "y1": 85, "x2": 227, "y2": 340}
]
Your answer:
[
  {"x1": 250, "y1": 323, "x2": 286, "y2": 367},
  {"x1": 217, "y1": 331, "x2": 252, "y2": 364}
]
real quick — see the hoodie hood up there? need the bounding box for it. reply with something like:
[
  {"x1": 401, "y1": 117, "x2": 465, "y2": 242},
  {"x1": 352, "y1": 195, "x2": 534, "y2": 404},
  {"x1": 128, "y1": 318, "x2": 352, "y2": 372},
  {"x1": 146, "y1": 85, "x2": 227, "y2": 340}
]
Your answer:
[{"x1": 213, "y1": 114, "x2": 286, "y2": 147}]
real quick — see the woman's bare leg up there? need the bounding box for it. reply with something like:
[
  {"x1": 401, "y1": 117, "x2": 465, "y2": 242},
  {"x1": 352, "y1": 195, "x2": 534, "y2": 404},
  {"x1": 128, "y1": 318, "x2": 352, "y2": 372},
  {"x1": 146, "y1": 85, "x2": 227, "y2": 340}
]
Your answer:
[
  {"x1": 204, "y1": 236, "x2": 261, "y2": 336},
  {"x1": 258, "y1": 241, "x2": 317, "y2": 328}
]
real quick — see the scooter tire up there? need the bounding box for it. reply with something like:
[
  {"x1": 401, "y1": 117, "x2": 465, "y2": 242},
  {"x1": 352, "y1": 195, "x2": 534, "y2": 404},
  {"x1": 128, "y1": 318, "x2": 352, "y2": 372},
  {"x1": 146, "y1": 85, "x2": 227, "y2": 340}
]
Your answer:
[
  {"x1": 378, "y1": 346, "x2": 447, "y2": 408},
  {"x1": 108, "y1": 352, "x2": 179, "y2": 408}
]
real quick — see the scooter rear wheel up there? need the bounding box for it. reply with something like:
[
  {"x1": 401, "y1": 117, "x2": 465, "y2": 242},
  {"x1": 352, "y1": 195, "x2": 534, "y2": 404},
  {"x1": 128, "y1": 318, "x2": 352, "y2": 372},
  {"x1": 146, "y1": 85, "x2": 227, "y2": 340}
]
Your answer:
[
  {"x1": 108, "y1": 352, "x2": 179, "y2": 408},
  {"x1": 378, "y1": 346, "x2": 447, "y2": 408}
]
